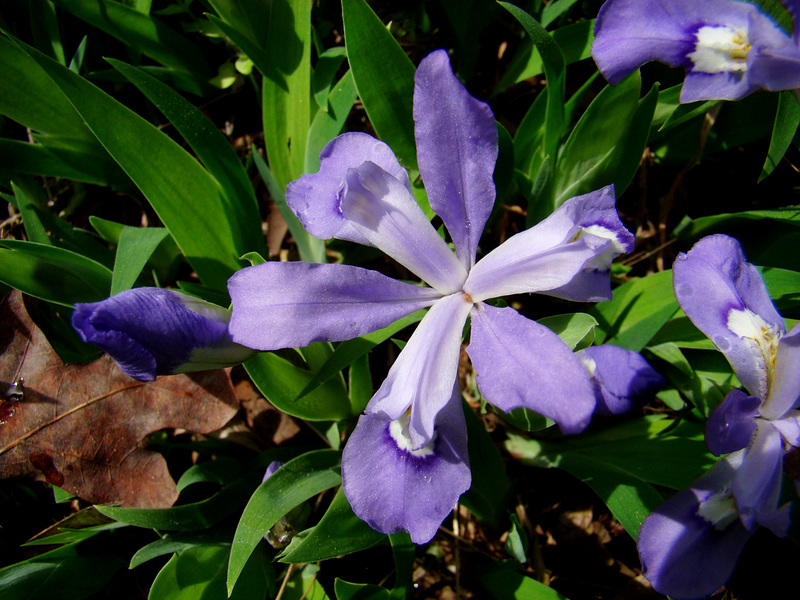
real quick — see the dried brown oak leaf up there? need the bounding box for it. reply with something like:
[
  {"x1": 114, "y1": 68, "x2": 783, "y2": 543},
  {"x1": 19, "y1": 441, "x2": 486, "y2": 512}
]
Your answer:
[{"x1": 0, "y1": 291, "x2": 239, "y2": 508}]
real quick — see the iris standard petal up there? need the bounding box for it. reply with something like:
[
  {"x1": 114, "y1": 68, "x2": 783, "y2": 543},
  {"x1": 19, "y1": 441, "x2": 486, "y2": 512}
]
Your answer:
[
  {"x1": 72, "y1": 288, "x2": 253, "y2": 381},
  {"x1": 748, "y1": 7, "x2": 800, "y2": 91},
  {"x1": 731, "y1": 420, "x2": 786, "y2": 532},
  {"x1": 673, "y1": 234, "x2": 785, "y2": 400},
  {"x1": 465, "y1": 186, "x2": 632, "y2": 302},
  {"x1": 467, "y1": 303, "x2": 596, "y2": 434},
  {"x1": 637, "y1": 456, "x2": 753, "y2": 600},
  {"x1": 761, "y1": 323, "x2": 800, "y2": 420},
  {"x1": 366, "y1": 292, "x2": 472, "y2": 449},
  {"x1": 285, "y1": 132, "x2": 412, "y2": 244},
  {"x1": 413, "y1": 49, "x2": 498, "y2": 269},
  {"x1": 705, "y1": 389, "x2": 760, "y2": 456},
  {"x1": 341, "y1": 161, "x2": 469, "y2": 294},
  {"x1": 227, "y1": 262, "x2": 441, "y2": 351},
  {"x1": 577, "y1": 345, "x2": 665, "y2": 416},
  {"x1": 342, "y1": 386, "x2": 471, "y2": 544}
]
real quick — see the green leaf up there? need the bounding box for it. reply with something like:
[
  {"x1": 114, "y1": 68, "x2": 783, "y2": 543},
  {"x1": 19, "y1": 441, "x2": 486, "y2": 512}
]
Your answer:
[
  {"x1": 97, "y1": 477, "x2": 256, "y2": 532},
  {"x1": 110, "y1": 227, "x2": 169, "y2": 295},
  {"x1": 107, "y1": 58, "x2": 265, "y2": 257},
  {"x1": 261, "y1": 0, "x2": 312, "y2": 188},
  {"x1": 335, "y1": 580, "x2": 392, "y2": 600},
  {"x1": 251, "y1": 146, "x2": 325, "y2": 263},
  {"x1": 280, "y1": 487, "x2": 385, "y2": 563},
  {"x1": 674, "y1": 205, "x2": 800, "y2": 241},
  {"x1": 476, "y1": 560, "x2": 571, "y2": 599},
  {"x1": 227, "y1": 450, "x2": 341, "y2": 594},
  {"x1": 130, "y1": 531, "x2": 231, "y2": 569},
  {"x1": 53, "y1": 0, "x2": 211, "y2": 79},
  {"x1": 499, "y1": 3, "x2": 565, "y2": 164},
  {"x1": 537, "y1": 312, "x2": 597, "y2": 350},
  {"x1": 305, "y1": 70, "x2": 359, "y2": 173},
  {"x1": 541, "y1": 0, "x2": 580, "y2": 27},
  {"x1": 342, "y1": 0, "x2": 417, "y2": 169},
  {"x1": 550, "y1": 74, "x2": 658, "y2": 209},
  {"x1": 12, "y1": 36, "x2": 249, "y2": 290},
  {"x1": 149, "y1": 545, "x2": 272, "y2": 600},
  {"x1": 591, "y1": 270, "x2": 679, "y2": 351},
  {"x1": 0, "y1": 241, "x2": 111, "y2": 306}
]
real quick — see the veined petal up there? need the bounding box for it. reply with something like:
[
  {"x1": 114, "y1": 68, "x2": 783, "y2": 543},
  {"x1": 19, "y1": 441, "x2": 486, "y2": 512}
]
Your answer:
[
  {"x1": 465, "y1": 186, "x2": 632, "y2": 302},
  {"x1": 577, "y1": 345, "x2": 665, "y2": 416},
  {"x1": 342, "y1": 386, "x2": 470, "y2": 544},
  {"x1": 705, "y1": 389, "x2": 760, "y2": 456},
  {"x1": 413, "y1": 49, "x2": 498, "y2": 269},
  {"x1": 761, "y1": 322, "x2": 800, "y2": 420},
  {"x1": 673, "y1": 234, "x2": 785, "y2": 400},
  {"x1": 637, "y1": 455, "x2": 753, "y2": 600},
  {"x1": 732, "y1": 420, "x2": 786, "y2": 533},
  {"x1": 227, "y1": 262, "x2": 441, "y2": 350},
  {"x1": 285, "y1": 132, "x2": 412, "y2": 244},
  {"x1": 366, "y1": 292, "x2": 472, "y2": 448},
  {"x1": 467, "y1": 303, "x2": 596, "y2": 434},
  {"x1": 72, "y1": 288, "x2": 254, "y2": 381},
  {"x1": 341, "y1": 161, "x2": 469, "y2": 294}
]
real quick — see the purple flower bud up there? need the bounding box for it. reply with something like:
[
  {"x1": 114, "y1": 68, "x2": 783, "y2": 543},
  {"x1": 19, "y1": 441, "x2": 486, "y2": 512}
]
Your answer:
[{"x1": 72, "y1": 288, "x2": 256, "y2": 381}]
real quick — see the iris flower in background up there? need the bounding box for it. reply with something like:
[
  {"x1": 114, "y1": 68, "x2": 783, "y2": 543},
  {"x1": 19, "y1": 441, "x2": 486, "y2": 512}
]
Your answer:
[
  {"x1": 576, "y1": 345, "x2": 665, "y2": 416},
  {"x1": 228, "y1": 49, "x2": 635, "y2": 543},
  {"x1": 592, "y1": 0, "x2": 800, "y2": 102},
  {"x1": 72, "y1": 287, "x2": 256, "y2": 381},
  {"x1": 637, "y1": 234, "x2": 799, "y2": 599}
]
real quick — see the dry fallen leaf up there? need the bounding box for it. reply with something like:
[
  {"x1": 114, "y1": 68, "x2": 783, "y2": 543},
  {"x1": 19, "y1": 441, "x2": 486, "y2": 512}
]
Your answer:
[{"x1": 0, "y1": 291, "x2": 239, "y2": 508}]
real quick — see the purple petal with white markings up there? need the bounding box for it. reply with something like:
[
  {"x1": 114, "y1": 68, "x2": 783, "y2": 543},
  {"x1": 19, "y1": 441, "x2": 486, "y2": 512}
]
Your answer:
[
  {"x1": 467, "y1": 303, "x2": 596, "y2": 434},
  {"x1": 637, "y1": 455, "x2": 753, "y2": 600},
  {"x1": 705, "y1": 389, "x2": 760, "y2": 456},
  {"x1": 413, "y1": 49, "x2": 498, "y2": 269},
  {"x1": 227, "y1": 262, "x2": 441, "y2": 351},
  {"x1": 367, "y1": 293, "x2": 472, "y2": 448},
  {"x1": 342, "y1": 386, "x2": 471, "y2": 544},
  {"x1": 341, "y1": 161, "x2": 468, "y2": 294},
  {"x1": 285, "y1": 132, "x2": 411, "y2": 244},
  {"x1": 72, "y1": 288, "x2": 253, "y2": 381},
  {"x1": 673, "y1": 234, "x2": 785, "y2": 400},
  {"x1": 465, "y1": 186, "x2": 632, "y2": 302},
  {"x1": 577, "y1": 345, "x2": 665, "y2": 416}
]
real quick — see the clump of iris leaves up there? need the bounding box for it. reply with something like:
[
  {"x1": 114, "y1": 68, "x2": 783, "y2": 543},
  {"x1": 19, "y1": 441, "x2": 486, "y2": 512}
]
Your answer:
[{"x1": 1, "y1": 1, "x2": 800, "y2": 599}]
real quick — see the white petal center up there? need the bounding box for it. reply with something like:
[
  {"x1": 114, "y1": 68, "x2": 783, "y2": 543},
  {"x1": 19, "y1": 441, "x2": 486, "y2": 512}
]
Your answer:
[
  {"x1": 727, "y1": 307, "x2": 781, "y2": 388},
  {"x1": 696, "y1": 488, "x2": 739, "y2": 530},
  {"x1": 688, "y1": 25, "x2": 750, "y2": 73},
  {"x1": 389, "y1": 412, "x2": 438, "y2": 457}
]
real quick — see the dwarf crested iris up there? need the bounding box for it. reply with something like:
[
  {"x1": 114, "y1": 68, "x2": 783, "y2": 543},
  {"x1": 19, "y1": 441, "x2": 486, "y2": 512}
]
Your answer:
[
  {"x1": 227, "y1": 50, "x2": 635, "y2": 543},
  {"x1": 72, "y1": 287, "x2": 256, "y2": 381},
  {"x1": 637, "y1": 235, "x2": 799, "y2": 599},
  {"x1": 592, "y1": 0, "x2": 800, "y2": 102}
]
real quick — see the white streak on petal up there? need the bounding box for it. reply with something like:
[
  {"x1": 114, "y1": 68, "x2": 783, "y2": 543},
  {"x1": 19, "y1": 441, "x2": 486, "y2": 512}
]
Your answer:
[
  {"x1": 726, "y1": 307, "x2": 781, "y2": 397},
  {"x1": 689, "y1": 25, "x2": 751, "y2": 73}
]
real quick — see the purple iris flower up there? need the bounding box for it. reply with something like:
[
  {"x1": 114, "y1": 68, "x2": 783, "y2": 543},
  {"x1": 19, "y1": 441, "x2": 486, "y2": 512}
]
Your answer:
[
  {"x1": 227, "y1": 50, "x2": 635, "y2": 543},
  {"x1": 576, "y1": 345, "x2": 665, "y2": 416},
  {"x1": 592, "y1": 0, "x2": 800, "y2": 102},
  {"x1": 637, "y1": 234, "x2": 798, "y2": 598},
  {"x1": 72, "y1": 287, "x2": 256, "y2": 381}
]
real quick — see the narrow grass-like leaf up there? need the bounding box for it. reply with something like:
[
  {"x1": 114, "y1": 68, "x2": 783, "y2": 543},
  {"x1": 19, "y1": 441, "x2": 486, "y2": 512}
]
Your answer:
[
  {"x1": 110, "y1": 228, "x2": 169, "y2": 295},
  {"x1": 29, "y1": 0, "x2": 66, "y2": 64},
  {"x1": 541, "y1": 0, "x2": 580, "y2": 27},
  {"x1": 0, "y1": 241, "x2": 111, "y2": 307},
  {"x1": 261, "y1": 0, "x2": 312, "y2": 188},
  {"x1": 760, "y1": 91, "x2": 800, "y2": 182},
  {"x1": 280, "y1": 487, "x2": 385, "y2": 563},
  {"x1": 499, "y1": 3, "x2": 565, "y2": 163},
  {"x1": 53, "y1": 0, "x2": 210, "y2": 78},
  {"x1": 12, "y1": 181, "x2": 50, "y2": 246},
  {"x1": 107, "y1": 58, "x2": 265, "y2": 256},
  {"x1": 537, "y1": 313, "x2": 597, "y2": 350},
  {"x1": 305, "y1": 70, "x2": 359, "y2": 173},
  {"x1": 13, "y1": 37, "x2": 248, "y2": 290},
  {"x1": 342, "y1": 0, "x2": 417, "y2": 169},
  {"x1": 205, "y1": 13, "x2": 272, "y2": 82},
  {"x1": 251, "y1": 147, "x2": 325, "y2": 263},
  {"x1": 227, "y1": 450, "x2": 341, "y2": 594}
]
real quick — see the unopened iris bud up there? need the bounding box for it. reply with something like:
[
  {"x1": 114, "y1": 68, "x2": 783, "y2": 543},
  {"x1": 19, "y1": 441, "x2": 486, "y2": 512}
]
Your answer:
[{"x1": 72, "y1": 287, "x2": 256, "y2": 381}]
